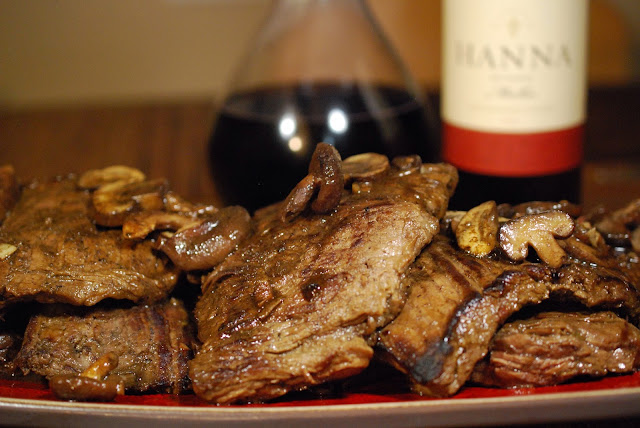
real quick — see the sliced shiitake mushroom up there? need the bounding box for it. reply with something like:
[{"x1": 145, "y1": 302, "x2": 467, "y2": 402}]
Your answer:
[
  {"x1": 595, "y1": 216, "x2": 630, "y2": 246},
  {"x1": 90, "y1": 178, "x2": 168, "y2": 227},
  {"x1": 499, "y1": 211, "x2": 574, "y2": 268},
  {"x1": 342, "y1": 153, "x2": 389, "y2": 183},
  {"x1": 611, "y1": 198, "x2": 640, "y2": 226},
  {"x1": 509, "y1": 200, "x2": 582, "y2": 219},
  {"x1": 455, "y1": 201, "x2": 499, "y2": 257},
  {"x1": 122, "y1": 211, "x2": 201, "y2": 240},
  {"x1": 280, "y1": 174, "x2": 318, "y2": 222},
  {"x1": 280, "y1": 143, "x2": 344, "y2": 220},
  {"x1": 556, "y1": 215, "x2": 611, "y2": 266},
  {"x1": 391, "y1": 155, "x2": 422, "y2": 175},
  {"x1": 164, "y1": 191, "x2": 218, "y2": 216},
  {"x1": 594, "y1": 199, "x2": 640, "y2": 247},
  {"x1": 158, "y1": 205, "x2": 251, "y2": 271},
  {"x1": 49, "y1": 374, "x2": 124, "y2": 402},
  {"x1": 80, "y1": 352, "x2": 120, "y2": 380},
  {"x1": 77, "y1": 165, "x2": 146, "y2": 190},
  {"x1": 49, "y1": 352, "x2": 123, "y2": 402},
  {"x1": 309, "y1": 143, "x2": 344, "y2": 213}
]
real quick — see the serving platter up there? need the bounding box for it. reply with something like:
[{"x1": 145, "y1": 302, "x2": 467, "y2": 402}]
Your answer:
[{"x1": 2, "y1": 371, "x2": 640, "y2": 427}]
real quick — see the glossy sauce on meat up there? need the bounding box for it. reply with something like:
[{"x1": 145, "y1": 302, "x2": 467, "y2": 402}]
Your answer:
[
  {"x1": 189, "y1": 163, "x2": 458, "y2": 404},
  {"x1": 0, "y1": 177, "x2": 179, "y2": 310}
]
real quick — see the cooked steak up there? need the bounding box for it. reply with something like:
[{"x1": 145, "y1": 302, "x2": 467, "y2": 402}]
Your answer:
[
  {"x1": 471, "y1": 311, "x2": 640, "y2": 388},
  {"x1": 377, "y1": 234, "x2": 640, "y2": 397},
  {"x1": 189, "y1": 161, "x2": 458, "y2": 404},
  {"x1": 0, "y1": 176, "x2": 179, "y2": 310},
  {"x1": 13, "y1": 298, "x2": 193, "y2": 393},
  {"x1": 0, "y1": 331, "x2": 20, "y2": 377}
]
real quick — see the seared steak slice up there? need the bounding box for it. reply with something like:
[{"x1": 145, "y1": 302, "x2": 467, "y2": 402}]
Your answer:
[
  {"x1": 190, "y1": 162, "x2": 457, "y2": 404},
  {"x1": 471, "y1": 311, "x2": 640, "y2": 388},
  {"x1": 13, "y1": 298, "x2": 193, "y2": 393},
  {"x1": 377, "y1": 234, "x2": 640, "y2": 397},
  {"x1": 0, "y1": 176, "x2": 179, "y2": 310}
]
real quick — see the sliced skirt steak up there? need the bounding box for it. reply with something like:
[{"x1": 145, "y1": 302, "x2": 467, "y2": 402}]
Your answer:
[
  {"x1": 0, "y1": 176, "x2": 179, "y2": 310},
  {"x1": 377, "y1": 234, "x2": 640, "y2": 397},
  {"x1": 13, "y1": 298, "x2": 193, "y2": 393},
  {"x1": 189, "y1": 162, "x2": 457, "y2": 403},
  {"x1": 470, "y1": 311, "x2": 640, "y2": 388}
]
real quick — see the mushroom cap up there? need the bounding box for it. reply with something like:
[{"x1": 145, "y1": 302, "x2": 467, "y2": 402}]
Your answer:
[
  {"x1": 78, "y1": 165, "x2": 146, "y2": 190},
  {"x1": 309, "y1": 143, "x2": 344, "y2": 214},
  {"x1": 342, "y1": 153, "x2": 390, "y2": 183},
  {"x1": 455, "y1": 200, "x2": 499, "y2": 257},
  {"x1": 499, "y1": 210, "x2": 574, "y2": 268}
]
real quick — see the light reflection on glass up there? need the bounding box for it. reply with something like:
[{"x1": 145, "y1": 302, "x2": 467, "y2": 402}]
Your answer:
[
  {"x1": 288, "y1": 136, "x2": 303, "y2": 152},
  {"x1": 327, "y1": 108, "x2": 348, "y2": 134},
  {"x1": 278, "y1": 113, "x2": 296, "y2": 138}
]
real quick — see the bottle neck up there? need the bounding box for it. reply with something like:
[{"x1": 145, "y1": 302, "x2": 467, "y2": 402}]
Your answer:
[{"x1": 231, "y1": 0, "x2": 419, "y2": 97}]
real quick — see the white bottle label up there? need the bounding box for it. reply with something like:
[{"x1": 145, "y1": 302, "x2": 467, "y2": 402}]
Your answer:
[{"x1": 442, "y1": 0, "x2": 588, "y2": 134}]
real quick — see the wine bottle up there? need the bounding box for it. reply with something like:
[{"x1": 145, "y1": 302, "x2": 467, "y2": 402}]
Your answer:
[{"x1": 441, "y1": 0, "x2": 589, "y2": 209}]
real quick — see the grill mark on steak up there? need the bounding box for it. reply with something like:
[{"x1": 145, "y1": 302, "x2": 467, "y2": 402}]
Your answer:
[
  {"x1": 0, "y1": 176, "x2": 179, "y2": 310},
  {"x1": 405, "y1": 250, "x2": 488, "y2": 382},
  {"x1": 419, "y1": 266, "x2": 640, "y2": 396},
  {"x1": 377, "y1": 235, "x2": 640, "y2": 397},
  {"x1": 189, "y1": 163, "x2": 457, "y2": 404},
  {"x1": 13, "y1": 298, "x2": 193, "y2": 394},
  {"x1": 471, "y1": 311, "x2": 640, "y2": 388}
]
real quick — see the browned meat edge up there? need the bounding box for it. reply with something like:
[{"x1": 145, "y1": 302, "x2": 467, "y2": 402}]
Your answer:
[
  {"x1": 13, "y1": 298, "x2": 193, "y2": 394},
  {"x1": 471, "y1": 311, "x2": 640, "y2": 388},
  {"x1": 378, "y1": 236, "x2": 640, "y2": 397}
]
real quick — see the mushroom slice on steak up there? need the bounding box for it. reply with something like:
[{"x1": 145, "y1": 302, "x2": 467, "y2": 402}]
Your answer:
[
  {"x1": 49, "y1": 352, "x2": 124, "y2": 402},
  {"x1": 77, "y1": 165, "x2": 146, "y2": 190},
  {"x1": 309, "y1": 143, "x2": 344, "y2": 214},
  {"x1": 90, "y1": 178, "x2": 168, "y2": 227},
  {"x1": 163, "y1": 191, "x2": 218, "y2": 216},
  {"x1": 122, "y1": 203, "x2": 251, "y2": 272},
  {"x1": 342, "y1": 153, "x2": 390, "y2": 183},
  {"x1": 280, "y1": 174, "x2": 318, "y2": 222},
  {"x1": 122, "y1": 211, "x2": 201, "y2": 240},
  {"x1": 157, "y1": 205, "x2": 251, "y2": 271},
  {"x1": 499, "y1": 211, "x2": 574, "y2": 268},
  {"x1": 594, "y1": 198, "x2": 640, "y2": 247},
  {"x1": 455, "y1": 201, "x2": 499, "y2": 257},
  {"x1": 281, "y1": 143, "x2": 344, "y2": 221},
  {"x1": 391, "y1": 155, "x2": 422, "y2": 175},
  {"x1": 499, "y1": 200, "x2": 582, "y2": 219}
]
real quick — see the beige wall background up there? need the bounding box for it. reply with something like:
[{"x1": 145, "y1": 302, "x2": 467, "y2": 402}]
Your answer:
[{"x1": 1, "y1": 0, "x2": 638, "y2": 109}]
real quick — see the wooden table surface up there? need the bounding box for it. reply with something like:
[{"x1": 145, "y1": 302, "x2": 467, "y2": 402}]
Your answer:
[
  {"x1": 1, "y1": 86, "x2": 640, "y2": 428},
  {"x1": 0, "y1": 100, "x2": 221, "y2": 205}
]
